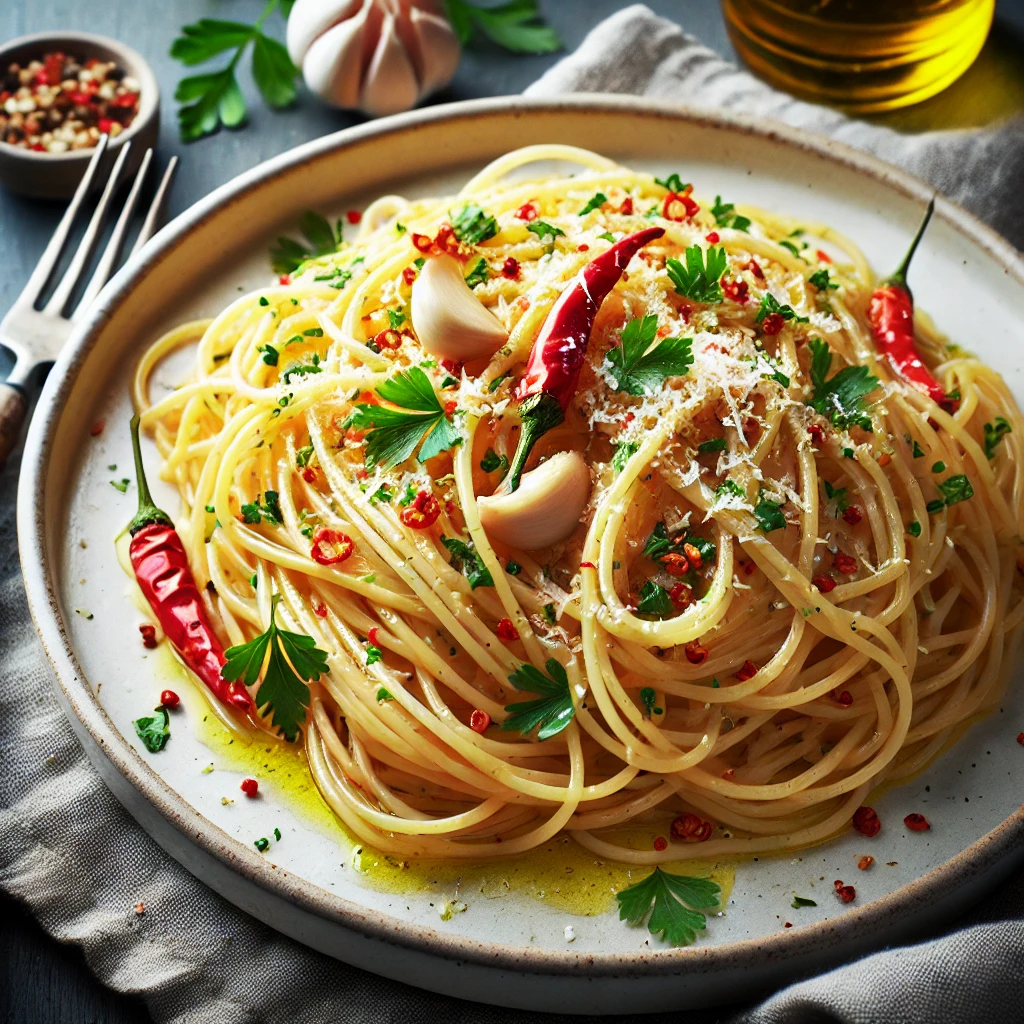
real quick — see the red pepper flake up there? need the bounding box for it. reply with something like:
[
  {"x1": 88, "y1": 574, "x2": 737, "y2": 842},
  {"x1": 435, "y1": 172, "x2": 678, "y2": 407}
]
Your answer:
[
  {"x1": 577, "y1": 244, "x2": 590, "y2": 252},
  {"x1": 705, "y1": 231, "x2": 720, "y2": 244},
  {"x1": 240, "y1": 778, "x2": 259, "y2": 798},
  {"x1": 735, "y1": 660, "x2": 757, "y2": 682},
  {"x1": 682, "y1": 542, "x2": 704, "y2": 570},
  {"x1": 90, "y1": 420, "x2": 105, "y2": 437},
  {"x1": 302, "y1": 467, "x2": 318, "y2": 484},
  {"x1": 671, "y1": 813, "x2": 702, "y2": 839},
  {"x1": 739, "y1": 559, "x2": 757, "y2": 577},
  {"x1": 412, "y1": 233, "x2": 433, "y2": 253},
  {"x1": 842, "y1": 506, "x2": 863, "y2": 526},
  {"x1": 160, "y1": 689, "x2": 179, "y2": 709},
  {"x1": 367, "y1": 627, "x2": 379, "y2": 647},
  {"x1": 310, "y1": 527, "x2": 354, "y2": 565},
  {"x1": 816, "y1": 249, "x2": 832, "y2": 264},
  {"x1": 662, "y1": 191, "x2": 700, "y2": 221},
  {"x1": 835, "y1": 690, "x2": 854, "y2": 707},
  {"x1": 470, "y1": 709, "x2": 491, "y2": 733},
  {"x1": 501, "y1": 256, "x2": 520, "y2": 280},
  {"x1": 579, "y1": 561, "x2": 596, "y2": 570},
  {"x1": 653, "y1": 836, "x2": 668, "y2": 852},
  {"x1": 444, "y1": 400, "x2": 458, "y2": 416},
  {"x1": 515, "y1": 202, "x2": 538, "y2": 222},
  {"x1": 812, "y1": 575, "x2": 836, "y2": 594},
  {"x1": 669, "y1": 582, "x2": 693, "y2": 608},
  {"x1": 1017, "y1": 732, "x2": 1024, "y2": 745},
  {"x1": 852, "y1": 805, "x2": 881, "y2": 837},
  {"x1": 374, "y1": 328, "x2": 403, "y2": 350},
  {"x1": 784, "y1": 921, "x2": 793, "y2": 928},
  {"x1": 139, "y1": 624, "x2": 157, "y2": 649},
  {"x1": 402, "y1": 265, "x2": 417, "y2": 286},
  {"x1": 314, "y1": 602, "x2": 328, "y2": 618},
  {"x1": 660, "y1": 552, "x2": 690, "y2": 577},
  {"x1": 684, "y1": 640, "x2": 708, "y2": 665},
  {"x1": 619, "y1": 197, "x2": 634, "y2": 215},
  {"x1": 834, "y1": 880, "x2": 856, "y2": 903},
  {"x1": 722, "y1": 278, "x2": 749, "y2": 303},
  {"x1": 877, "y1": 452, "x2": 891, "y2": 468},
  {"x1": 721, "y1": 768, "x2": 735, "y2": 780},
  {"x1": 747, "y1": 259, "x2": 765, "y2": 279},
  {"x1": 496, "y1": 618, "x2": 519, "y2": 642},
  {"x1": 692, "y1": 820, "x2": 713, "y2": 842},
  {"x1": 399, "y1": 490, "x2": 441, "y2": 529},
  {"x1": 834, "y1": 552, "x2": 857, "y2": 575},
  {"x1": 346, "y1": 210, "x2": 362, "y2": 224},
  {"x1": 904, "y1": 813, "x2": 930, "y2": 831},
  {"x1": 761, "y1": 312, "x2": 785, "y2": 336},
  {"x1": 858, "y1": 855, "x2": 875, "y2": 870},
  {"x1": 278, "y1": 274, "x2": 291, "y2": 285},
  {"x1": 808, "y1": 423, "x2": 825, "y2": 446}
]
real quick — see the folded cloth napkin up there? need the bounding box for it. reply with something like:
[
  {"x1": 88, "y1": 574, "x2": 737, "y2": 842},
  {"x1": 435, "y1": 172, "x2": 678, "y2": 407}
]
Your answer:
[{"x1": 2, "y1": 7, "x2": 1023, "y2": 1024}]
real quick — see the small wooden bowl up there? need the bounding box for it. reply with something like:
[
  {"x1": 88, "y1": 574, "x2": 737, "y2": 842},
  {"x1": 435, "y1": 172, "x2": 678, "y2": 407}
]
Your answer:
[{"x1": 0, "y1": 31, "x2": 159, "y2": 200}]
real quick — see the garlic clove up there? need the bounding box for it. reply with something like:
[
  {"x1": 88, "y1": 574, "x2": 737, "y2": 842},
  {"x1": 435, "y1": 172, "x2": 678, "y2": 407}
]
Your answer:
[
  {"x1": 411, "y1": 253, "x2": 508, "y2": 362},
  {"x1": 286, "y1": 0, "x2": 362, "y2": 66},
  {"x1": 478, "y1": 451, "x2": 591, "y2": 551},
  {"x1": 359, "y1": 11, "x2": 421, "y2": 117},
  {"x1": 408, "y1": 8, "x2": 462, "y2": 98},
  {"x1": 301, "y1": 2, "x2": 372, "y2": 109}
]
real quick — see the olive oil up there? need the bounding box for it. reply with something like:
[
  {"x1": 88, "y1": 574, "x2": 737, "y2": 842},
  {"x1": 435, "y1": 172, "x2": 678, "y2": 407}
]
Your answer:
[{"x1": 722, "y1": 0, "x2": 995, "y2": 112}]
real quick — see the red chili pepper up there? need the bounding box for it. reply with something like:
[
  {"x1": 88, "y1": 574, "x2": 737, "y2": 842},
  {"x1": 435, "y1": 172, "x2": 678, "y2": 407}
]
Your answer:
[
  {"x1": 501, "y1": 256, "x2": 520, "y2": 280},
  {"x1": 470, "y1": 709, "x2": 491, "y2": 733},
  {"x1": 705, "y1": 231, "x2": 720, "y2": 244},
  {"x1": 515, "y1": 201, "x2": 538, "y2": 222},
  {"x1": 843, "y1": 505, "x2": 863, "y2": 526},
  {"x1": 684, "y1": 640, "x2": 708, "y2": 664},
  {"x1": 90, "y1": 420, "x2": 105, "y2": 436},
  {"x1": 496, "y1": 618, "x2": 519, "y2": 642},
  {"x1": 858, "y1": 855, "x2": 874, "y2": 870},
  {"x1": 310, "y1": 527, "x2": 354, "y2": 565},
  {"x1": 579, "y1": 561, "x2": 596, "y2": 570},
  {"x1": 692, "y1": 820, "x2": 713, "y2": 842},
  {"x1": 671, "y1": 812, "x2": 702, "y2": 839},
  {"x1": 761, "y1": 312, "x2": 785, "y2": 336},
  {"x1": 240, "y1": 778, "x2": 259, "y2": 797},
  {"x1": 653, "y1": 836, "x2": 668, "y2": 852},
  {"x1": 160, "y1": 689, "x2": 180, "y2": 709},
  {"x1": 834, "y1": 880, "x2": 856, "y2": 903},
  {"x1": 660, "y1": 552, "x2": 690, "y2": 577},
  {"x1": 747, "y1": 259, "x2": 764, "y2": 280},
  {"x1": 835, "y1": 690, "x2": 854, "y2": 707},
  {"x1": 1017, "y1": 732, "x2": 1024, "y2": 746},
  {"x1": 812, "y1": 575, "x2": 836, "y2": 593},
  {"x1": 139, "y1": 623, "x2": 157, "y2": 648},
  {"x1": 669, "y1": 583, "x2": 693, "y2": 608},
  {"x1": 402, "y1": 265, "x2": 417, "y2": 286},
  {"x1": 834, "y1": 552, "x2": 857, "y2": 575},
  {"x1": 736, "y1": 660, "x2": 758, "y2": 682},
  {"x1": 346, "y1": 209, "x2": 362, "y2": 224},
  {"x1": 904, "y1": 812, "x2": 930, "y2": 831},
  {"x1": 722, "y1": 278, "x2": 749, "y2": 303},
  {"x1": 126, "y1": 417, "x2": 252, "y2": 713},
  {"x1": 852, "y1": 806, "x2": 881, "y2": 837},
  {"x1": 399, "y1": 490, "x2": 441, "y2": 529},
  {"x1": 504, "y1": 227, "x2": 664, "y2": 491},
  {"x1": 868, "y1": 200, "x2": 952, "y2": 410}
]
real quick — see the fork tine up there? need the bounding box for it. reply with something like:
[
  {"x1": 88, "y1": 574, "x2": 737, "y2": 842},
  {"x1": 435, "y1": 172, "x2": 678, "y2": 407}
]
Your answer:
[
  {"x1": 131, "y1": 155, "x2": 179, "y2": 257},
  {"x1": 15, "y1": 135, "x2": 109, "y2": 309},
  {"x1": 73, "y1": 148, "x2": 153, "y2": 318},
  {"x1": 42, "y1": 140, "x2": 133, "y2": 317}
]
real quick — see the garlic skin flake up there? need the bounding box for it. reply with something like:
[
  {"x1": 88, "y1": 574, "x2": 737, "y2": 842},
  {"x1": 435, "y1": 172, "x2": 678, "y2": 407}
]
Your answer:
[
  {"x1": 287, "y1": 0, "x2": 461, "y2": 118},
  {"x1": 478, "y1": 451, "x2": 591, "y2": 550},
  {"x1": 411, "y1": 254, "x2": 508, "y2": 362}
]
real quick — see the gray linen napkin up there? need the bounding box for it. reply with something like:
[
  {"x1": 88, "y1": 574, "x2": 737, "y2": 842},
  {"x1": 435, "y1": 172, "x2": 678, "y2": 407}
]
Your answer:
[{"x1": 3, "y1": 7, "x2": 1024, "y2": 1023}]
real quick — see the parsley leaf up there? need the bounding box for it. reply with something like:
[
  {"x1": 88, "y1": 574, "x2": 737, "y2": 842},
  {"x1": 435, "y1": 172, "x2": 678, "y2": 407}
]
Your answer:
[
  {"x1": 527, "y1": 220, "x2": 565, "y2": 241},
  {"x1": 753, "y1": 494, "x2": 787, "y2": 532},
  {"x1": 444, "y1": 0, "x2": 562, "y2": 55},
  {"x1": 938, "y1": 474, "x2": 974, "y2": 506},
  {"x1": 240, "y1": 491, "x2": 282, "y2": 525},
  {"x1": 666, "y1": 245, "x2": 728, "y2": 304},
  {"x1": 479, "y1": 448, "x2": 509, "y2": 477},
  {"x1": 822, "y1": 479, "x2": 849, "y2": 519},
  {"x1": 755, "y1": 293, "x2": 808, "y2": 325},
  {"x1": 133, "y1": 706, "x2": 170, "y2": 753},
  {"x1": 984, "y1": 417, "x2": 1011, "y2": 459},
  {"x1": 604, "y1": 315, "x2": 693, "y2": 396},
  {"x1": 464, "y1": 257, "x2": 490, "y2": 288},
  {"x1": 270, "y1": 210, "x2": 344, "y2": 275},
  {"x1": 808, "y1": 268, "x2": 837, "y2": 291},
  {"x1": 710, "y1": 195, "x2": 750, "y2": 232},
  {"x1": 441, "y1": 536, "x2": 494, "y2": 589},
  {"x1": 912, "y1": 439, "x2": 926, "y2": 459},
  {"x1": 282, "y1": 353, "x2": 322, "y2": 384},
  {"x1": 643, "y1": 521, "x2": 676, "y2": 560},
  {"x1": 806, "y1": 338, "x2": 879, "y2": 432},
  {"x1": 365, "y1": 644, "x2": 383, "y2": 666},
  {"x1": 221, "y1": 595, "x2": 328, "y2": 741},
  {"x1": 450, "y1": 204, "x2": 498, "y2": 244},
  {"x1": 612, "y1": 440, "x2": 640, "y2": 475},
  {"x1": 295, "y1": 445, "x2": 315, "y2": 468},
  {"x1": 616, "y1": 868, "x2": 721, "y2": 947},
  {"x1": 639, "y1": 687, "x2": 660, "y2": 718},
  {"x1": 578, "y1": 192, "x2": 608, "y2": 215},
  {"x1": 348, "y1": 367, "x2": 461, "y2": 470},
  {"x1": 792, "y1": 895, "x2": 817, "y2": 908},
  {"x1": 501, "y1": 658, "x2": 574, "y2": 740},
  {"x1": 698, "y1": 438, "x2": 727, "y2": 453},
  {"x1": 654, "y1": 173, "x2": 689, "y2": 192},
  {"x1": 637, "y1": 580, "x2": 674, "y2": 618}
]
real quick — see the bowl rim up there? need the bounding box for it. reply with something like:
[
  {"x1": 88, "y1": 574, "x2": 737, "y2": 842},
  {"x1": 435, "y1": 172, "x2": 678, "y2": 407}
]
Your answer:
[
  {"x1": 0, "y1": 29, "x2": 159, "y2": 162},
  {"x1": 17, "y1": 93, "x2": 1024, "y2": 981}
]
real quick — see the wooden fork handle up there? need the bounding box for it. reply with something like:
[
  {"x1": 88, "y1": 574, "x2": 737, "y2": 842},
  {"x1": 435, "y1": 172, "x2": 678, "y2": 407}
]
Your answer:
[{"x1": 0, "y1": 383, "x2": 27, "y2": 470}]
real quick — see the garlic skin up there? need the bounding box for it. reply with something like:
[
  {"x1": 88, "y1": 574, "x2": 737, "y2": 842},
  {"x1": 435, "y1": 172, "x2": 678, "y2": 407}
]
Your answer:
[
  {"x1": 478, "y1": 451, "x2": 591, "y2": 551},
  {"x1": 287, "y1": 0, "x2": 461, "y2": 118},
  {"x1": 411, "y1": 254, "x2": 508, "y2": 362}
]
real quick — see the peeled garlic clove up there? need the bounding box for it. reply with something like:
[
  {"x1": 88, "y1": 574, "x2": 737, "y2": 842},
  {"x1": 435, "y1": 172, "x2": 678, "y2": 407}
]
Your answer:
[
  {"x1": 360, "y1": 11, "x2": 420, "y2": 117},
  {"x1": 409, "y1": 7, "x2": 462, "y2": 97},
  {"x1": 478, "y1": 451, "x2": 591, "y2": 550},
  {"x1": 300, "y1": 3, "x2": 372, "y2": 109},
  {"x1": 411, "y1": 254, "x2": 508, "y2": 362}
]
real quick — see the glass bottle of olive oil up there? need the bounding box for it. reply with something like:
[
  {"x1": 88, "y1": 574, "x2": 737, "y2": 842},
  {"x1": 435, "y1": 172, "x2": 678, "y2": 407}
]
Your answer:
[{"x1": 721, "y1": 0, "x2": 995, "y2": 112}]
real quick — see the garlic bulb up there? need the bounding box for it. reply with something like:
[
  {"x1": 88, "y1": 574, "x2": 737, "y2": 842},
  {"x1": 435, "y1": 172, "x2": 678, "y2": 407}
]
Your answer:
[
  {"x1": 411, "y1": 253, "x2": 508, "y2": 362},
  {"x1": 287, "y1": 0, "x2": 461, "y2": 118},
  {"x1": 478, "y1": 451, "x2": 591, "y2": 550}
]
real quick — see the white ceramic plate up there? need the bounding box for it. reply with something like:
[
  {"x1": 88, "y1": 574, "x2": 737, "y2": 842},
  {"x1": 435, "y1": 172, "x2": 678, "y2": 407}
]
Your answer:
[{"x1": 18, "y1": 97, "x2": 1024, "y2": 1015}]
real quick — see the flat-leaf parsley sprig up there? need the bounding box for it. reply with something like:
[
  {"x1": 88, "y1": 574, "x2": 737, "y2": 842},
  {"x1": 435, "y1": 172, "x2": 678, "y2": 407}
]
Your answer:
[
  {"x1": 667, "y1": 245, "x2": 728, "y2": 304},
  {"x1": 270, "y1": 211, "x2": 345, "y2": 276},
  {"x1": 221, "y1": 594, "x2": 329, "y2": 741},
  {"x1": 806, "y1": 338, "x2": 880, "y2": 432},
  {"x1": 502, "y1": 658, "x2": 575, "y2": 740},
  {"x1": 604, "y1": 315, "x2": 693, "y2": 397},
  {"x1": 444, "y1": 0, "x2": 563, "y2": 55},
  {"x1": 616, "y1": 868, "x2": 721, "y2": 947},
  {"x1": 171, "y1": 0, "x2": 298, "y2": 142}
]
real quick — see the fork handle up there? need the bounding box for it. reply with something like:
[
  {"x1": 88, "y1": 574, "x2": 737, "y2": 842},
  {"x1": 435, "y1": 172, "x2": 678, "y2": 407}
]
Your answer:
[{"x1": 0, "y1": 383, "x2": 27, "y2": 469}]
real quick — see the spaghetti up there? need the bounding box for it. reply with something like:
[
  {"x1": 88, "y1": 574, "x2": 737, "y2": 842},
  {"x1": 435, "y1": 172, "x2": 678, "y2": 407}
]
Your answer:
[{"x1": 131, "y1": 145, "x2": 1024, "y2": 866}]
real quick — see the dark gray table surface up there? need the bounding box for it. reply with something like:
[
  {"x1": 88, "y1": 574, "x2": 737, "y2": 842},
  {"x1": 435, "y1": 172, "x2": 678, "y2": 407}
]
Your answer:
[{"x1": 2, "y1": 1, "x2": 1024, "y2": 1022}]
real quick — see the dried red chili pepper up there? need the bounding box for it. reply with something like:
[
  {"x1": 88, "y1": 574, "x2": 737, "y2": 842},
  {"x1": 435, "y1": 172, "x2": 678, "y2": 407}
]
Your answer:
[
  {"x1": 684, "y1": 640, "x2": 708, "y2": 665},
  {"x1": 747, "y1": 259, "x2": 764, "y2": 280},
  {"x1": 619, "y1": 197, "x2": 633, "y2": 215},
  {"x1": 834, "y1": 552, "x2": 857, "y2": 575},
  {"x1": 761, "y1": 312, "x2": 785, "y2": 336},
  {"x1": 126, "y1": 416, "x2": 252, "y2": 713},
  {"x1": 904, "y1": 812, "x2": 930, "y2": 831},
  {"x1": 671, "y1": 812, "x2": 702, "y2": 839},
  {"x1": 868, "y1": 200, "x2": 954, "y2": 411},
  {"x1": 504, "y1": 227, "x2": 664, "y2": 492},
  {"x1": 310, "y1": 527, "x2": 354, "y2": 565},
  {"x1": 314, "y1": 602, "x2": 328, "y2": 619},
  {"x1": 842, "y1": 506, "x2": 863, "y2": 526},
  {"x1": 852, "y1": 806, "x2": 881, "y2": 837},
  {"x1": 501, "y1": 256, "x2": 520, "y2": 280},
  {"x1": 705, "y1": 231, "x2": 720, "y2": 244},
  {"x1": 496, "y1": 618, "x2": 520, "y2": 642},
  {"x1": 662, "y1": 191, "x2": 699, "y2": 221},
  {"x1": 470, "y1": 709, "x2": 491, "y2": 733},
  {"x1": 240, "y1": 778, "x2": 258, "y2": 797},
  {"x1": 346, "y1": 209, "x2": 362, "y2": 224},
  {"x1": 858, "y1": 855, "x2": 875, "y2": 870},
  {"x1": 808, "y1": 423, "x2": 825, "y2": 446},
  {"x1": 834, "y1": 880, "x2": 856, "y2": 903},
  {"x1": 653, "y1": 836, "x2": 668, "y2": 852},
  {"x1": 722, "y1": 278, "x2": 749, "y2": 303},
  {"x1": 139, "y1": 623, "x2": 157, "y2": 649},
  {"x1": 1018, "y1": 732, "x2": 1024, "y2": 746},
  {"x1": 660, "y1": 552, "x2": 690, "y2": 577},
  {"x1": 579, "y1": 561, "x2": 596, "y2": 570},
  {"x1": 400, "y1": 490, "x2": 441, "y2": 529},
  {"x1": 835, "y1": 690, "x2": 854, "y2": 707},
  {"x1": 160, "y1": 689, "x2": 180, "y2": 709},
  {"x1": 692, "y1": 820, "x2": 713, "y2": 842},
  {"x1": 669, "y1": 583, "x2": 692, "y2": 608},
  {"x1": 515, "y1": 202, "x2": 538, "y2": 222},
  {"x1": 812, "y1": 575, "x2": 836, "y2": 594},
  {"x1": 682, "y1": 542, "x2": 704, "y2": 569},
  {"x1": 736, "y1": 660, "x2": 758, "y2": 682}
]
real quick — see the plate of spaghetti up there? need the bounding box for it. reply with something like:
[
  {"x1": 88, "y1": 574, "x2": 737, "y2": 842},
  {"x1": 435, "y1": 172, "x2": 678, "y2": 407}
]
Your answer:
[{"x1": 19, "y1": 97, "x2": 1024, "y2": 1013}]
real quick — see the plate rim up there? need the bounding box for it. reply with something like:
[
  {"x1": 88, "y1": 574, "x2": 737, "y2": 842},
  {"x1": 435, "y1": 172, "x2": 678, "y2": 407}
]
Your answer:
[{"x1": 17, "y1": 92, "x2": 1024, "y2": 980}]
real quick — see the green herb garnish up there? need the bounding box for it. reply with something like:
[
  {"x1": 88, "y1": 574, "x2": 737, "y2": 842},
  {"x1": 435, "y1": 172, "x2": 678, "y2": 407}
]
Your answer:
[
  {"x1": 133, "y1": 706, "x2": 170, "y2": 753},
  {"x1": 270, "y1": 210, "x2": 344, "y2": 275},
  {"x1": 450, "y1": 203, "x2": 498, "y2": 244},
  {"x1": 578, "y1": 192, "x2": 608, "y2": 216},
  {"x1": 984, "y1": 417, "x2": 1011, "y2": 459},
  {"x1": 616, "y1": 868, "x2": 720, "y2": 947},
  {"x1": 604, "y1": 315, "x2": 693, "y2": 397},
  {"x1": 501, "y1": 658, "x2": 574, "y2": 740},
  {"x1": 637, "y1": 580, "x2": 674, "y2": 619},
  {"x1": 806, "y1": 338, "x2": 879, "y2": 432},
  {"x1": 441, "y1": 536, "x2": 494, "y2": 589},
  {"x1": 666, "y1": 245, "x2": 727, "y2": 304}
]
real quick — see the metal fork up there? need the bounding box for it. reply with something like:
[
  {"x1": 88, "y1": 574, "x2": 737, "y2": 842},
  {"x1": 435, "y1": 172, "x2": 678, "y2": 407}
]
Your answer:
[{"x1": 0, "y1": 136, "x2": 178, "y2": 468}]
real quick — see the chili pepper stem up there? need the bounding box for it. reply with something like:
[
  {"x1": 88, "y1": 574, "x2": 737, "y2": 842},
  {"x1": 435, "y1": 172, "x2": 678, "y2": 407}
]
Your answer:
[
  {"x1": 502, "y1": 393, "x2": 564, "y2": 494},
  {"x1": 885, "y1": 197, "x2": 935, "y2": 292},
  {"x1": 128, "y1": 414, "x2": 172, "y2": 536}
]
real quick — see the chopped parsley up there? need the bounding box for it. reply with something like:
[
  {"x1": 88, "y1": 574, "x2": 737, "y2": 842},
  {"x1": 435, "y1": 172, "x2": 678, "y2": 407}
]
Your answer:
[
  {"x1": 984, "y1": 417, "x2": 1011, "y2": 459},
  {"x1": 542, "y1": 602, "x2": 557, "y2": 626},
  {"x1": 295, "y1": 445, "x2": 314, "y2": 468},
  {"x1": 616, "y1": 868, "x2": 720, "y2": 947},
  {"x1": 479, "y1": 448, "x2": 509, "y2": 477},
  {"x1": 843, "y1": 447, "x2": 855, "y2": 459},
  {"x1": 755, "y1": 293, "x2": 808, "y2": 325},
  {"x1": 698, "y1": 437, "x2": 727, "y2": 454},
  {"x1": 715, "y1": 479, "x2": 746, "y2": 502},
  {"x1": 911, "y1": 439, "x2": 926, "y2": 459},
  {"x1": 792, "y1": 895, "x2": 817, "y2": 909},
  {"x1": 260, "y1": 343, "x2": 279, "y2": 366},
  {"x1": 643, "y1": 521, "x2": 677, "y2": 560},
  {"x1": 908, "y1": 520, "x2": 922, "y2": 537},
  {"x1": 932, "y1": 461, "x2": 946, "y2": 473},
  {"x1": 449, "y1": 204, "x2": 498, "y2": 244},
  {"x1": 348, "y1": 367, "x2": 461, "y2": 470},
  {"x1": 808, "y1": 268, "x2": 837, "y2": 291},
  {"x1": 365, "y1": 644, "x2": 383, "y2": 666},
  {"x1": 806, "y1": 337, "x2": 879, "y2": 432},
  {"x1": 710, "y1": 195, "x2": 750, "y2": 232},
  {"x1": 639, "y1": 687, "x2": 662, "y2": 718},
  {"x1": 753, "y1": 494, "x2": 787, "y2": 532},
  {"x1": 612, "y1": 440, "x2": 640, "y2": 475},
  {"x1": 376, "y1": 687, "x2": 393, "y2": 701},
  {"x1": 281, "y1": 353, "x2": 322, "y2": 384},
  {"x1": 527, "y1": 220, "x2": 565, "y2": 241},
  {"x1": 823, "y1": 479, "x2": 849, "y2": 519},
  {"x1": 464, "y1": 257, "x2": 490, "y2": 288},
  {"x1": 597, "y1": 231, "x2": 617, "y2": 243},
  {"x1": 604, "y1": 315, "x2": 693, "y2": 396},
  {"x1": 938, "y1": 474, "x2": 974, "y2": 506},
  {"x1": 110, "y1": 478, "x2": 130, "y2": 493},
  {"x1": 441, "y1": 536, "x2": 494, "y2": 589},
  {"x1": 637, "y1": 581, "x2": 674, "y2": 618},
  {"x1": 387, "y1": 309, "x2": 407, "y2": 329},
  {"x1": 270, "y1": 211, "x2": 344, "y2": 275},
  {"x1": 501, "y1": 658, "x2": 574, "y2": 740},
  {"x1": 241, "y1": 490, "x2": 283, "y2": 525},
  {"x1": 221, "y1": 595, "x2": 328, "y2": 741},
  {"x1": 505, "y1": 559, "x2": 522, "y2": 576},
  {"x1": 578, "y1": 192, "x2": 607, "y2": 215},
  {"x1": 666, "y1": 244, "x2": 727, "y2": 304},
  {"x1": 654, "y1": 173, "x2": 689, "y2": 192},
  {"x1": 254, "y1": 837, "x2": 270, "y2": 853},
  {"x1": 133, "y1": 706, "x2": 170, "y2": 753},
  {"x1": 926, "y1": 499, "x2": 945, "y2": 515}
]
